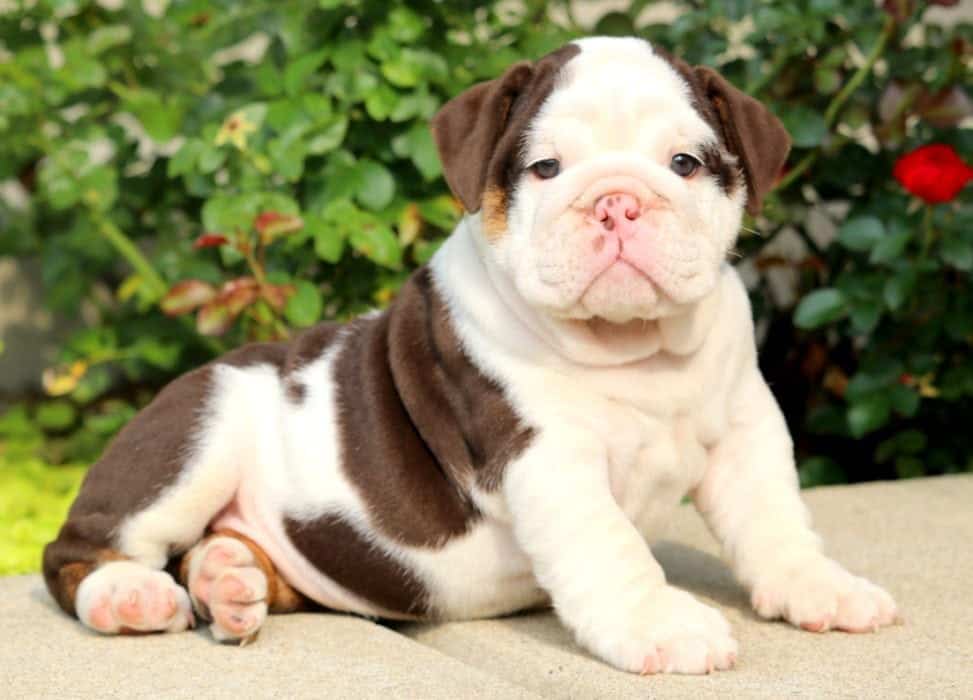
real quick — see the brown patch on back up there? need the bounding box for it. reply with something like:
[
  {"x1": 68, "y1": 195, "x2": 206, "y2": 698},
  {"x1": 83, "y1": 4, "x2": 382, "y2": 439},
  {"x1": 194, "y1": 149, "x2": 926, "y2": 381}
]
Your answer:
[
  {"x1": 284, "y1": 513, "x2": 428, "y2": 617},
  {"x1": 318, "y1": 267, "x2": 533, "y2": 554},
  {"x1": 282, "y1": 322, "x2": 344, "y2": 403}
]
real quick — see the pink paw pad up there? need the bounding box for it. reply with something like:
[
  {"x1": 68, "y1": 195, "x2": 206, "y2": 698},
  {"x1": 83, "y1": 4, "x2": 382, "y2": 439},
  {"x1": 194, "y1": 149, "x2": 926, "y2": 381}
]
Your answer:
[
  {"x1": 76, "y1": 562, "x2": 194, "y2": 635},
  {"x1": 186, "y1": 536, "x2": 269, "y2": 643}
]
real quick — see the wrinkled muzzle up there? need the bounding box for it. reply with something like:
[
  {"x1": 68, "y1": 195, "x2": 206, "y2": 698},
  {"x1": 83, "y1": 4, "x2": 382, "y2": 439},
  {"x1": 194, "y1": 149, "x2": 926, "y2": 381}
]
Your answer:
[{"x1": 504, "y1": 156, "x2": 732, "y2": 323}]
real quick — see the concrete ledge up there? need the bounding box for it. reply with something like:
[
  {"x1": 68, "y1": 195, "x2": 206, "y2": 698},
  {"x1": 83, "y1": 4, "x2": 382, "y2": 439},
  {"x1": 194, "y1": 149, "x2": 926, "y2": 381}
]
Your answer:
[{"x1": 3, "y1": 475, "x2": 971, "y2": 699}]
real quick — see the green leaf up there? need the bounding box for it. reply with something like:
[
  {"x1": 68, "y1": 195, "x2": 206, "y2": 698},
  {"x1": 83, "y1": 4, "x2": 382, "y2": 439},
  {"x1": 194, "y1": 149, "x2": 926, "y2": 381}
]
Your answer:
[
  {"x1": 877, "y1": 429, "x2": 927, "y2": 463},
  {"x1": 305, "y1": 213, "x2": 346, "y2": 263},
  {"x1": 87, "y1": 24, "x2": 132, "y2": 54},
  {"x1": 79, "y1": 166, "x2": 117, "y2": 213},
  {"x1": 813, "y1": 66, "x2": 841, "y2": 95},
  {"x1": 116, "y1": 87, "x2": 185, "y2": 142},
  {"x1": 349, "y1": 217, "x2": 402, "y2": 269},
  {"x1": 35, "y1": 401, "x2": 77, "y2": 432},
  {"x1": 594, "y1": 12, "x2": 637, "y2": 36},
  {"x1": 285, "y1": 49, "x2": 329, "y2": 96},
  {"x1": 284, "y1": 280, "x2": 323, "y2": 327},
  {"x1": 197, "y1": 144, "x2": 227, "y2": 174},
  {"x1": 306, "y1": 117, "x2": 348, "y2": 154},
  {"x1": 794, "y1": 288, "x2": 848, "y2": 329},
  {"x1": 392, "y1": 124, "x2": 442, "y2": 180},
  {"x1": 781, "y1": 107, "x2": 828, "y2": 148},
  {"x1": 869, "y1": 227, "x2": 911, "y2": 264},
  {"x1": 798, "y1": 457, "x2": 847, "y2": 488},
  {"x1": 167, "y1": 139, "x2": 204, "y2": 177},
  {"x1": 132, "y1": 338, "x2": 181, "y2": 370},
  {"x1": 846, "y1": 360, "x2": 902, "y2": 401},
  {"x1": 849, "y1": 300, "x2": 882, "y2": 334},
  {"x1": 71, "y1": 366, "x2": 113, "y2": 405},
  {"x1": 847, "y1": 393, "x2": 892, "y2": 438},
  {"x1": 894, "y1": 456, "x2": 925, "y2": 479},
  {"x1": 387, "y1": 7, "x2": 426, "y2": 42},
  {"x1": 365, "y1": 85, "x2": 399, "y2": 121},
  {"x1": 268, "y1": 135, "x2": 308, "y2": 181},
  {"x1": 940, "y1": 236, "x2": 973, "y2": 271},
  {"x1": 888, "y1": 383, "x2": 920, "y2": 417},
  {"x1": 380, "y1": 49, "x2": 448, "y2": 88},
  {"x1": 883, "y1": 269, "x2": 917, "y2": 311},
  {"x1": 837, "y1": 216, "x2": 885, "y2": 252},
  {"x1": 418, "y1": 195, "x2": 461, "y2": 230},
  {"x1": 356, "y1": 159, "x2": 396, "y2": 211}
]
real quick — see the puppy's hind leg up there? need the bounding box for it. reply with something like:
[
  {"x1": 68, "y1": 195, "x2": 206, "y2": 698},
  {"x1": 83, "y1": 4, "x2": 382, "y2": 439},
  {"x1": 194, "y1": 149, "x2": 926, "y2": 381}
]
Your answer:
[{"x1": 43, "y1": 345, "x2": 286, "y2": 636}]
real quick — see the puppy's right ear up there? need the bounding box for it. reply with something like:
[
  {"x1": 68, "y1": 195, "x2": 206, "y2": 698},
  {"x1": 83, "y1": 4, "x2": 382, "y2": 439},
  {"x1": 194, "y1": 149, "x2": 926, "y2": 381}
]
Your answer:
[{"x1": 431, "y1": 62, "x2": 534, "y2": 213}]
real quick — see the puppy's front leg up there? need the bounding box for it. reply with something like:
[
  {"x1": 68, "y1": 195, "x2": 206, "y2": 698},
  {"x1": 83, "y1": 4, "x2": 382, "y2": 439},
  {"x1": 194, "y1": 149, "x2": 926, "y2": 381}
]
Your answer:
[
  {"x1": 695, "y1": 368, "x2": 898, "y2": 633},
  {"x1": 504, "y1": 431, "x2": 737, "y2": 674}
]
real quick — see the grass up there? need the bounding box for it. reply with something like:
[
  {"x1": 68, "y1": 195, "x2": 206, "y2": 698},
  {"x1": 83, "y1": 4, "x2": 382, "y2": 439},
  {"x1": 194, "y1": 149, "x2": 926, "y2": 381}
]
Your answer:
[{"x1": 0, "y1": 456, "x2": 86, "y2": 575}]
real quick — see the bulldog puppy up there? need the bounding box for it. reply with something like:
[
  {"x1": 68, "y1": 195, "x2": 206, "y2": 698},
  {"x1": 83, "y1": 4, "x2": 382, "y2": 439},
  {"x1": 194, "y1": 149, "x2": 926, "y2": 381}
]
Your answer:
[{"x1": 44, "y1": 37, "x2": 898, "y2": 674}]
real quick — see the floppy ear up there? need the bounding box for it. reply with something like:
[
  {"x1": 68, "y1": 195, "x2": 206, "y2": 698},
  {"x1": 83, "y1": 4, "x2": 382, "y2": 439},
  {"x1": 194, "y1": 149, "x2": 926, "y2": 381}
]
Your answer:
[
  {"x1": 694, "y1": 66, "x2": 791, "y2": 215},
  {"x1": 431, "y1": 62, "x2": 534, "y2": 213}
]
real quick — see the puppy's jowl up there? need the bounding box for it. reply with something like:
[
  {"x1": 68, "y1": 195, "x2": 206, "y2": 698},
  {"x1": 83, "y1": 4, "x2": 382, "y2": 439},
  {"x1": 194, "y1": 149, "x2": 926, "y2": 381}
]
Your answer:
[{"x1": 45, "y1": 37, "x2": 897, "y2": 674}]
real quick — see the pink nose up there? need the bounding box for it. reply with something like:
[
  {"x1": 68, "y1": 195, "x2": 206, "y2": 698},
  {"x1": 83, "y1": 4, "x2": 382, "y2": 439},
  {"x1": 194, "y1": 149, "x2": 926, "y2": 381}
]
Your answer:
[{"x1": 594, "y1": 193, "x2": 641, "y2": 239}]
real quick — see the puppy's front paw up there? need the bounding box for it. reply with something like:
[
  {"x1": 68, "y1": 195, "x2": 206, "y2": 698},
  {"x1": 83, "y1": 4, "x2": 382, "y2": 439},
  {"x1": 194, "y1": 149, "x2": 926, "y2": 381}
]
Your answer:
[
  {"x1": 751, "y1": 552, "x2": 898, "y2": 633},
  {"x1": 597, "y1": 587, "x2": 738, "y2": 675}
]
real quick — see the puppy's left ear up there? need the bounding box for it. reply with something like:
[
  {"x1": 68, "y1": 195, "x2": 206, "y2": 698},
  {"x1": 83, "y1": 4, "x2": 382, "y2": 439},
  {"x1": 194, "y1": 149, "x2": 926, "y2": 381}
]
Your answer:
[{"x1": 694, "y1": 66, "x2": 791, "y2": 215}]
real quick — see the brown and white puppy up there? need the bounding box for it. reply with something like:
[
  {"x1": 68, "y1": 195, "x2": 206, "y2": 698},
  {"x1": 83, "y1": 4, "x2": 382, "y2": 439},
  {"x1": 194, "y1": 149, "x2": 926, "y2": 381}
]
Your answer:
[{"x1": 44, "y1": 37, "x2": 898, "y2": 674}]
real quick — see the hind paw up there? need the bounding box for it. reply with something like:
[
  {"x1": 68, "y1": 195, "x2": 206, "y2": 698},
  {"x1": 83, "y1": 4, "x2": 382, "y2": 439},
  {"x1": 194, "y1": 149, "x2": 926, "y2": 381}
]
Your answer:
[
  {"x1": 186, "y1": 536, "x2": 268, "y2": 643},
  {"x1": 76, "y1": 561, "x2": 194, "y2": 634}
]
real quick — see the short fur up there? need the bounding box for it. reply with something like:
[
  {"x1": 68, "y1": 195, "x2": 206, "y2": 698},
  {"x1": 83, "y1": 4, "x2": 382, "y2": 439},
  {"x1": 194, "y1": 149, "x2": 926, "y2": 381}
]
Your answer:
[{"x1": 45, "y1": 37, "x2": 897, "y2": 674}]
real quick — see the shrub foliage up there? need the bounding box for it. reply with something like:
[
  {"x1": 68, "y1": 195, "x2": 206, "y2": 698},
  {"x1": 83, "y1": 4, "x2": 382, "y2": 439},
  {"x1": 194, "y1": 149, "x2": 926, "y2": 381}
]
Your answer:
[{"x1": 1, "y1": 0, "x2": 971, "y2": 485}]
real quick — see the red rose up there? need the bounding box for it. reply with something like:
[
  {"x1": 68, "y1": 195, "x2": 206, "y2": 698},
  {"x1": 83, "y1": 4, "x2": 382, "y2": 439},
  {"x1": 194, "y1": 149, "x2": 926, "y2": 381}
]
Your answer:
[{"x1": 893, "y1": 144, "x2": 973, "y2": 204}]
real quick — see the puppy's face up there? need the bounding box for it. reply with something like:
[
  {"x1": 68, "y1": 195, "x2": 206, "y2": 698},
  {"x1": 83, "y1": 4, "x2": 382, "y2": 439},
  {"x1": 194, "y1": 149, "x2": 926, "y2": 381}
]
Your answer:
[{"x1": 434, "y1": 38, "x2": 791, "y2": 325}]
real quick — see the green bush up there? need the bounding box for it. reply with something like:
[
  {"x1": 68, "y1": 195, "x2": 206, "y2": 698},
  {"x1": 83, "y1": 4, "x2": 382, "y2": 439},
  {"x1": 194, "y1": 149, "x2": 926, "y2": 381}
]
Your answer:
[{"x1": 1, "y1": 0, "x2": 971, "y2": 491}]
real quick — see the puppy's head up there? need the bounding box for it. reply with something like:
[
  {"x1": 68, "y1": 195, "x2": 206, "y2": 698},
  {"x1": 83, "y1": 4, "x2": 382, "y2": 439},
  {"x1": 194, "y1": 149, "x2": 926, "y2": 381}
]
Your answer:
[{"x1": 433, "y1": 37, "x2": 790, "y2": 324}]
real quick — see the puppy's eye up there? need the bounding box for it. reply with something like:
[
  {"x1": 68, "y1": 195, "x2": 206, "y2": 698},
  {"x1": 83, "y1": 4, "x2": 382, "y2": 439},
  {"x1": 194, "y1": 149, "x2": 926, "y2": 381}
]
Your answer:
[
  {"x1": 670, "y1": 153, "x2": 701, "y2": 178},
  {"x1": 529, "y1": 158, "x2": 561, "y2": 179}
]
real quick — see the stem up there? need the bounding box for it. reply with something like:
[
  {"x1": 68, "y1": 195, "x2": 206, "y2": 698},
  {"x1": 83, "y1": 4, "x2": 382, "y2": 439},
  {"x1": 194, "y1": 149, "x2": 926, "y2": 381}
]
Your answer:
[
  {"x1": 920, "y1": 205, "x2": 935, "y2": 260},
  {"x1": 97, "y1": 218, "x2": 226, "y2": 357},
  {"x1": 97, "y1": 219, "x2": 168, "y2": 299},
  {"x1": 777, "y1": 17, "x2": 896, "y2": 193},
  {"x1": 243, "y1": 235, "x2": 268, "y2": 287},
  {"x1": 776, "y1": 151, "x2": 818, "y2": 192},
  {"x1": 824, "y1": 16, "x2": 896, "y2": 128}
]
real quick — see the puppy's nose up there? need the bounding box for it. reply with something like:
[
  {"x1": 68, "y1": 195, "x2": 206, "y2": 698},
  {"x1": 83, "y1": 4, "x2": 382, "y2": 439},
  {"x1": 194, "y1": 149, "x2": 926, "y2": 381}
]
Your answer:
[{"x1": 594, "y1": 193, "x2": 641, "y2": 239}]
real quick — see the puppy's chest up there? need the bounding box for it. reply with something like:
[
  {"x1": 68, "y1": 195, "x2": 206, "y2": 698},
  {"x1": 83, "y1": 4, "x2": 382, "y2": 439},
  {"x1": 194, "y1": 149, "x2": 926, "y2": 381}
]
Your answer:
[{"x1": 600, "y1": 403, "x2": 708, "y2": 530}]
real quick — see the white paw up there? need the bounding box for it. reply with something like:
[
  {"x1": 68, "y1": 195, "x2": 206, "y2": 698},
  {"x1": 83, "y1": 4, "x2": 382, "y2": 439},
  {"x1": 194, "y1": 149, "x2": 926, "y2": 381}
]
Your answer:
[
  {"x1": 596, "y1": 587, "x2": 738, "y2": 675},
  {"x1": 76, "y1": 561, "x2": 194, "y2": 634},
  {"x1": 186, "y1": 536, "x2": 268, "y2": 643},
  {"x1": 751, "y1": 551, "x2": 899, "y2": 633}
]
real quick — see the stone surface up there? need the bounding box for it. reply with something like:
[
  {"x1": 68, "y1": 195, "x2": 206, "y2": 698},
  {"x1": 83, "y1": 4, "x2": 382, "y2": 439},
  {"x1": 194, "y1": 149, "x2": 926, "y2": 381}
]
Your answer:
[{"x1": 2, "y1": 475, "x2": 971, "y2": 699}]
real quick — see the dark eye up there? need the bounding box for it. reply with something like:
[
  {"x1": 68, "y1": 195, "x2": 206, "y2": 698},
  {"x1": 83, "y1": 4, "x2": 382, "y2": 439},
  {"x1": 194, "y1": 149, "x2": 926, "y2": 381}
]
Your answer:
[
  {"x1": 529, "y1": 158, "x2": 561, "y2": 179},
  {"x1": 670, "y1": 153, "x2": 701, "y2": 178}
]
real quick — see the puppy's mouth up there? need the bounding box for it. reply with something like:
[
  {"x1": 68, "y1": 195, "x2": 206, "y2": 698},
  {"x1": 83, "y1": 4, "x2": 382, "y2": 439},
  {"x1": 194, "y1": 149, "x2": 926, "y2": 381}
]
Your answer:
[{"x1": 577, "y1": 255, "x2": 657, "y2": 300}]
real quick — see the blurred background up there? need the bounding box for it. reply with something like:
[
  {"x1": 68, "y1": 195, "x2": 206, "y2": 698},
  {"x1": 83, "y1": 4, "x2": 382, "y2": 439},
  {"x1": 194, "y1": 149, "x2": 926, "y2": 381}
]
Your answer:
[{"x1": 0, "y1": 0, "x2": 971, "y2": 574}]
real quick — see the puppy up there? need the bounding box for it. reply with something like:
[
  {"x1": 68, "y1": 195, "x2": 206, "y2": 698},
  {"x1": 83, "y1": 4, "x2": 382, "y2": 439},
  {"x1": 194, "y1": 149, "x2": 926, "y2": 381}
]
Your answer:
[{"x1": 44, "y1": 37, "x2": 897, "y2": 674}]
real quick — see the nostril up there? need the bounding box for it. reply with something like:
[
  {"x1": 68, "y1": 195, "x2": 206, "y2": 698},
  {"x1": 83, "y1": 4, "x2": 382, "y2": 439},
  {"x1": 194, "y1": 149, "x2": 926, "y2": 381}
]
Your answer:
[
  {"x1": 601, "y1": 216, "x2": 615, "y2": 231},
  {"x1": 624, "y1": 207, "x2": 638, "y2": 220}
]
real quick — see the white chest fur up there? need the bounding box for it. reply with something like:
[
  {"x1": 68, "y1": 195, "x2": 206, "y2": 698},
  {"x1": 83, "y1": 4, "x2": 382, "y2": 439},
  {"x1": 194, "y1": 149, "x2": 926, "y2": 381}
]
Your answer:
[{"x1": 431, "y1": 219, "x2": 757, "y2": 543}]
